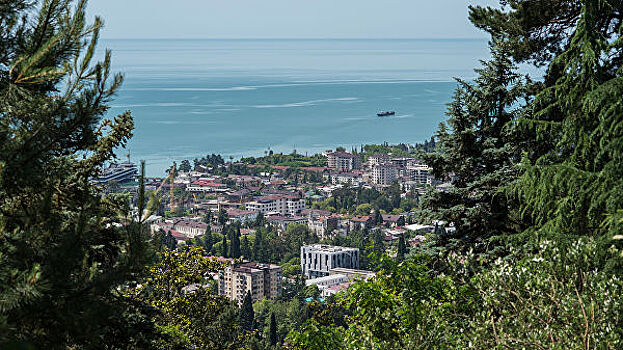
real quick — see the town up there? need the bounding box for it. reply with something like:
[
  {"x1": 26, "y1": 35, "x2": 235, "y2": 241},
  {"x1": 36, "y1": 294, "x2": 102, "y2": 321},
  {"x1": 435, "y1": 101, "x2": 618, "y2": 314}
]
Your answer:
[{"x1": 95, "y1": 142, "x2": 451, "y2": 304}]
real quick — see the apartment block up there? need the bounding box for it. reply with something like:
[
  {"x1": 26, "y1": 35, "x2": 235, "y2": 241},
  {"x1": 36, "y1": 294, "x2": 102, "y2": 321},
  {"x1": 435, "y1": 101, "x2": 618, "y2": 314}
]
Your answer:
[
  {"x1": 370, "y1": 162, "x2": 398, "y2": 186},
  {"x1": 219, "y1": 262, "x2": 282, "y2": 304},
  {"x1": 245, "y1": 194, "x2": 306, "y2": 216},
  {"x1": 327, "y1": 151, "x2": 361, "y2": 171}
]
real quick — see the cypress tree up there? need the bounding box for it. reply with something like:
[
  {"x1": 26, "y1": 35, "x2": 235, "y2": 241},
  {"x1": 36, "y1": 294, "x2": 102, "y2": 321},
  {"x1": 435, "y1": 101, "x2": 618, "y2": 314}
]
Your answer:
[
  {"x1": 239, "y1": 291, "x2": 254, "y2": 332},
  {"x1": 221, "y1": 235, "x2": 228, "y2": 258},
  {"x1": 203, "y1": 226, "x2": 213, "y2": 253},
  {"x1": 253, "y1": 228, "x2": 264, "y2": 261},
  {"x1": 269, "y1": 312, "x2": 278, "y2": 346},
  {"x1": 231, "y1": 226, "x2": 241, "y2": 258},
  {"x1": 241, "y1": 235, "x2": 251, "y2": 259},
  {"x1": 397, "y1": 234, "x2": 407, "y2": 262}
]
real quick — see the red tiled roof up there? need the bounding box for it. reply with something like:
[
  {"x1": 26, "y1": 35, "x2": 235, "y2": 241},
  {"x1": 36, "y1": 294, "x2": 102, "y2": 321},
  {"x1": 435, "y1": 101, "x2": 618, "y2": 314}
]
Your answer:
[
  {"x1": 350, "y1": 215, "x2": 372, "y2": 222},
  {"x1": 191, "y1": 180, "x2": 225, "y2": 187}
]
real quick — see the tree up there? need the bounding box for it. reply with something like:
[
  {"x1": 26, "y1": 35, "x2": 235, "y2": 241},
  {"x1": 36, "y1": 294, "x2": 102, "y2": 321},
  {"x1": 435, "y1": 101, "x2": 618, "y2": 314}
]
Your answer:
[
  {"x1": 397, "y1": 235, "x2": 407, "y2": 262},
  {"x1": 241, "y1": 235, "x2": 251, "y2": 259},
  {"x1": 269, "y1": 312, "x2": 278, "y2": 346},
  {"x1": 161, "y1": 229, "x2": 178, "y2": 251},
  {"x1": 253, "y1": 228, "x2": 265, "y2": 261},
  {"x1": 203, "y1": 227, "x2": 214, "y2": 254},
  {"x1": 218, "y1": 208, "x2": 228, "y2": 226},
  {"x1": 510, "y1": 1, "x2": 623, "y2": 245},
  {"x1": 126, "y1": 247, "x2": 237, "y2": 349},
  {"x1": 221, "y1": 235, "x2": 228, "y2": 258},
  {"x1": 179, "y1": 159, "x2": 192, "y2": 172},
  {"x1": 239, "y1": 291, "x2": 255, "y2": 332},
  {"x1": 254, "y1": 211, "x2": 266, "y2": 227},
  {"x1": 0, "y1": 1, "x2": 155, "y2": 347},
  {"x1": 373, "y1": 210, "x2": 383, "y2": 225},
  {"x1": 421, "y1": 41, "x2": 530, "y2": 255},
  {"x1": 231, "y1": 226, "x2": 241, "y2": 259}
]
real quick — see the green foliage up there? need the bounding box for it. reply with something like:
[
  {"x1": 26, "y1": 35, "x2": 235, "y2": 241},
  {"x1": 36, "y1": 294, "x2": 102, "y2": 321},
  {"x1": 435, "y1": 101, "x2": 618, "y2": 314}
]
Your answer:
[
  {"x1": 268, "y1": 312, "x2": 278, "y2": 346},
  {"x1": 420, "y1": 40, "x2": 531, "y2": 255},
  {"x1": 290, "y1": 238, "x2": 623, "y2": 349},
  {"x1": 126, "y1": 247, "x2": 239, "y2": 349},
  {"x1": 511, "y1": 1, "x2": 623, "y2": 245},
  {"x1": 0, "y1": 0, "x2": 154, "y2": 347},
  {"x1": 239, "y1": 292, "x2": 255, "y2": 332}
]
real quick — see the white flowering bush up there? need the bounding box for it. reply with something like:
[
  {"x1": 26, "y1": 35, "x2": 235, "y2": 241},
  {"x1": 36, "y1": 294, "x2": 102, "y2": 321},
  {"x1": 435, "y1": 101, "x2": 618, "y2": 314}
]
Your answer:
[{"x1": 462, "y1": 238, "x2": 623, "y2": 349}]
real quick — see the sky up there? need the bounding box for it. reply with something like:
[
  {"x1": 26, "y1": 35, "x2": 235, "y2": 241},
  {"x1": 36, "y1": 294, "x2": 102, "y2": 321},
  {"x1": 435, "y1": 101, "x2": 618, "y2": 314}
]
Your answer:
[{"x1": 87, "y1": 0, "x2": 499, "y2": 39}]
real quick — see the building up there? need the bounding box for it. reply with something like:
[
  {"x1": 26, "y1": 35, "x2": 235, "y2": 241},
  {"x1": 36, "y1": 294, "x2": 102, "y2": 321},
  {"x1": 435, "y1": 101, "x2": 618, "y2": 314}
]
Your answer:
[
  {"x1": 306, "y1": 267, "x2": 374, "y2": 297},
  {"x1": 404, "y1": 164, "x2": 433, "y2": 185},
  {"x1": 301, "y1": 244, "x2": 360, "y2": 278},
  {"x1": 307, "y1": 215, "x2": 338, "y2": 239},
  {"x1": 186, "y1": 180, "x2": 228, "y2": 193},
  {"x1": 219, "y1": 262, "x2": 282, "y2": 304},
  {"x1": 328, "y1": 267, "x2": 375, "y2": 280},
  {"x1": 330, "y1": 171, "x2": 364, "y2": 186},
  {"x1": 368, "y1": 154, "x2": 390, "y2": 166},
  {"x1": 156, "y1": 218, "x2": 207, "y2": 239},
  {"x1": 349, "y1": 215, "x2": 373, "y2": 231},
  {"x1": 245, "y1": 194, "x2": 306, "y2": 216},
  {"x1": 390, "y1": 157, "x2": 417, "y2": 168},
  {"x1": 267, "y1": 215, "x2": 307, "y2": 231},
  {"x1": 227, "y1": 208, "x2": 259, "y2": 223},
  {"x1": 327, "y1": 151, "x2": 361, "y2": 171},
  {"x1": 370, "y1": 163, "x2": 398, "y2": 186}
]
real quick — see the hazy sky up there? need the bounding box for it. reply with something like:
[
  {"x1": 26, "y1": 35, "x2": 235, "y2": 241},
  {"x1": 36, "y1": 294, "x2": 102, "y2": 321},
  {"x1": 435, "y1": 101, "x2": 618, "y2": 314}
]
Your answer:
[{"x1": 88, "y1": 0, "x2": 499, "y2": 39}]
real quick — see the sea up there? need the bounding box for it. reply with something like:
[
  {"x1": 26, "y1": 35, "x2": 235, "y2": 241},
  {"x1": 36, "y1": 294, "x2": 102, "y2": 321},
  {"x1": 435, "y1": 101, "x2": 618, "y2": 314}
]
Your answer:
[{"x1": 100, "y1": 39, "x2": 490, "y2": 176}]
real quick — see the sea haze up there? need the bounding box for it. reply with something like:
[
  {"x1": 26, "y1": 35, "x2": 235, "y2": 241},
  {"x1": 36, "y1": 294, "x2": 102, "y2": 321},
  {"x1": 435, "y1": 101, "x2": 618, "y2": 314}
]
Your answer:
[{"x1": 100, "y1": 39, "x2": 490, "y2": 176}]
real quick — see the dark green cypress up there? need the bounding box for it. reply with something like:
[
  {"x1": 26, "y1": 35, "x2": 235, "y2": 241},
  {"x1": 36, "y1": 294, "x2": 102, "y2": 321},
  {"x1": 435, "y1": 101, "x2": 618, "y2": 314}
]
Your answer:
[
  {"x1": 231, "y1": 226, "x2": 241, "y2": 258},
  {"x1": 397, "y1": 234, "x2": 407, "y2": 262},
  {"x1": 241, "y1": 235, "x2": 251, "y2": 259},
  {"x1": 238, "y1": 291, "x2": 254, "y2": 332},
  {"x1": 221, "y1": 235, "x2": 228, "y2": 258},
  {"x1": 269, "y1": 312, "x2": 278, "y2": 346}
]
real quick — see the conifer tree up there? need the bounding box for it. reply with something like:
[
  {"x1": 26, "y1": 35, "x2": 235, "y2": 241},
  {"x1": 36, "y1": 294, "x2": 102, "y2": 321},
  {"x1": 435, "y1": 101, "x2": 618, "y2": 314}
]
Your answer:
[
  {"x1": 421, "y1": 41, "x2": 530, "y2": 254},
  {"x1": 241, "y1": 235, "x2": 251, "y2": 259},
  {"x1": 269, "y1": 312, "x2": 278, "y2": 346},
  {"x1": 221, "y1": 235, "x2": 228, "y2": 258},
  {"x1": 203, "y1": 226, "x2": 213, "y2": 253},
  {"x1": 253, "y1": 228, "x2": 264, "y2": 261},
  {"x1": 231, "y1": 226, "x2": 241, "y2": 258},
  {"x1": 511, "y1": 1, "x2": 623, "y2": 243},
  {"x1": 239, "y1": 291, "x2": 255, "y2": 332},
  {"x1": 397, "y1": 234, "x2": 407, "y2": 262},
  {"x1": 0, "y1": 0, "x2": 155, "y2": 347}
]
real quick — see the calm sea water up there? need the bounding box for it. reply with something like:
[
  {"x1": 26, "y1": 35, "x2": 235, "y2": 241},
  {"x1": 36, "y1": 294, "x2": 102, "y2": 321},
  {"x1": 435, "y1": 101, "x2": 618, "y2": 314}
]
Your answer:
[{"x1": 101, "y1": 39, "x2": 490, "y2": 176}]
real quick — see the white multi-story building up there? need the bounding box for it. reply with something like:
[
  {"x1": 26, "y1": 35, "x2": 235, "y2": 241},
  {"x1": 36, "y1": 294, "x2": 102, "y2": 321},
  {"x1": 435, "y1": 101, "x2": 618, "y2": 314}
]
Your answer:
[
  {"x1": 245, "y1": 194, "x2": 306, "y2": 216},
  {"x1": 327, "y1": 151, "x2": 361, "y2": 171},
  {"x1": 301, "y1": 244, "x2": 360, "y2": 278},
  {"x1": 330, "y1": 172, "x2": 364, "y2": 186},
  {"x1": 368, "y1": 154, "x2": 390, "y2": 166},
  {"x1": 371, "y1": 163, "x2": 398, "y2": 186},
  {"x1": 404, "y1": 164, "x2": 433, "y2": 185}
]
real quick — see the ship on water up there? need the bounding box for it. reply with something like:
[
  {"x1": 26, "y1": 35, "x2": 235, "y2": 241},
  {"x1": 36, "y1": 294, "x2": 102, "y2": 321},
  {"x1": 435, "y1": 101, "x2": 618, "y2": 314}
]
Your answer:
[
  {"x1": 92, "y1": 161, "x2": 138, "y2": 184},
  {"x1": 377, "y1": 111, "x2": 396, "y2": 117}
]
